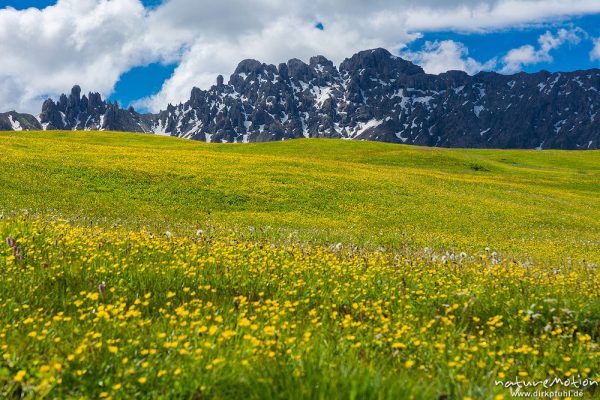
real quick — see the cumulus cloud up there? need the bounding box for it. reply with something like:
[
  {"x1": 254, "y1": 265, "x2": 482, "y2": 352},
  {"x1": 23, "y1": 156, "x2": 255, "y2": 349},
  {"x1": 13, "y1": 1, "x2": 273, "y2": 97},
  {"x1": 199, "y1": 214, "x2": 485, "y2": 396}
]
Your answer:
[
  {"x1": 403, "y1": 0, "x2": 600, "y2": 32},
  {"x1": 0, "y1": 0, "x2": 182, "y2": 113},
  {"x1": 135, "y1": 11, "x2": 418, "y2": 111},
  {"x1": 401, "y1": 40, "x2": 496, "y2": 75},
  {"x1": 500, "y1": 28, "x2": 585, "y2": 73},
  {"x1": 590, "y1": 38, "x2": 600, "y2": 61},
  {"x1": 137, "y1": 0, "x2": 600, "y2": 111},
  {"x1": 1, "y1": 0, "x2": 600, "y2": 113}
]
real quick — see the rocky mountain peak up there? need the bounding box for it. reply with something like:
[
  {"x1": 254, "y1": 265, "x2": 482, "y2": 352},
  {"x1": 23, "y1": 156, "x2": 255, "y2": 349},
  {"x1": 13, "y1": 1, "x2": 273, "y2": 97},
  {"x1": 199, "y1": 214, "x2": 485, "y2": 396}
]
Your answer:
[
  {"x1": 70, "y1": 85, "x2": 81, "y2": 100},
  {"x1": 286, "y1": 58, "x2": 312, "y2": 82},
  {"x1": 2, "y1": 48, "x2": 599, "y2": 149},
  {"x1": 35, "y1": 87, "x2": 154, "y2": 132},
  {"x1": 339, "y1": 48, "x2": 425, "y2": 77},
  {"x1": 234, "y1": 59, "x2": 266, "y2": 76},
  {"x1": 190, "y1": 87, "x2": 204, "y2": 104},
  {"x1": 216, "y1": 74, "x2": 225, "y2": 88},
  {"x1": 309, "y1": 55, "x2": 334, "y2": 69}
]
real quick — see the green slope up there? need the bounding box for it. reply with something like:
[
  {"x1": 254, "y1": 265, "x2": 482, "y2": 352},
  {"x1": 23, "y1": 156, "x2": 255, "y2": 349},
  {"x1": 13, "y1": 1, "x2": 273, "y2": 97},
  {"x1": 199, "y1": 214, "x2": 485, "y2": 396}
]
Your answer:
[
  {"x1": 1, "y1": 130, "x2": 600, "y2": 399},
  {"x1": 1, "y1": 130, "x2": 599, "y2": 260}
]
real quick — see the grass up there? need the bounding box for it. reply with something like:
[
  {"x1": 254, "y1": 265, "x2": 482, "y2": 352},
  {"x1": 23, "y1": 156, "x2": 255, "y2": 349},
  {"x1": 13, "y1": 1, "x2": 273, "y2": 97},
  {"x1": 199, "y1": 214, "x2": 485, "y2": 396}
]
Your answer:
[
  {"x1": 1, "y1": 130, "x2": 599, "y2": 260},
  {"x1": 0, "y1": 130, "x2": 599, "y2": 399}
]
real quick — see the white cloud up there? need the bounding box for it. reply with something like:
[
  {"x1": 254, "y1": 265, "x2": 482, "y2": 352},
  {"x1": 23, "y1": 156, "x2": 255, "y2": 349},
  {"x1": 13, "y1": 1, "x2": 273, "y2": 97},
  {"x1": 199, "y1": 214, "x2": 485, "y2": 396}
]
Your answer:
[
  {"x1": 500, "y1": 28, "x2": 584, "y2": 73},
  {"x1": 401, "y1": 40, "x2": 496, "y2": 75},
  {"x1": 138, "y1": 0, "x2": 600, "y2": 111},
  {"x1": 1, "y1": 0, "x2": 600, "y2": 113},
  {"x1": 404, "y1": 0, "x2": 600, "y2": 32},
  {"x1": 590, "y1": 38, "x2": 600, "y2": 61},
  {"x1": 135, "y1": 13, "x2": 417, "y2": 111},
  {"x1": 0, "y1": 0, "x2": 180, "y2": 113}
]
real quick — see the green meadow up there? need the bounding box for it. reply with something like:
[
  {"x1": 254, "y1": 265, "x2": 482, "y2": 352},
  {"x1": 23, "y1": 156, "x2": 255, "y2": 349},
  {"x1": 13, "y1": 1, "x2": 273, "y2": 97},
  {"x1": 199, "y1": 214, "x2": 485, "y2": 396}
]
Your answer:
[
  {"x1": 0, "y1": 131, "x2": 599, "y2": 399},
  {"x1": 1, "y1": 130, "x2": 599, "y2": 259}
]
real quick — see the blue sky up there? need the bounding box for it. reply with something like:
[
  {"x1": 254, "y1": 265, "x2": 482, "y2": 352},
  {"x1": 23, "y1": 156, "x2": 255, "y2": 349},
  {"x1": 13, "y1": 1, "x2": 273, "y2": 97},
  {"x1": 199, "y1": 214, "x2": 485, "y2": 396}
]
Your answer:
[
  {"x1": 0, "y1": 0, "x2": 173, "y2": 110},
  {"x1": 1, "y1": 0, "x2": 600, "y2": 113},
  {"x1": 404, "y1": 14, "x2": 600, "y2": 74},
  {"x1": 0, "y1": 0, "x2": 163, "y2": 9},
  {"x1": 119, "y1": 14, "x2": 599, "y2": 110}
]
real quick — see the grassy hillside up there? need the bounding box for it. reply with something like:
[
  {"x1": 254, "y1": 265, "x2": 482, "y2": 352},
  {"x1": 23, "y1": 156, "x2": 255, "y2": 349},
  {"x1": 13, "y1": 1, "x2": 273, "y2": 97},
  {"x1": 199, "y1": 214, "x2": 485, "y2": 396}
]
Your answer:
[
  {"x1": 1, "y1": 130, "x2": 599, "y2": 260},
  {"x1": 0, "y1": 131, "x2": 599, "y2": 399}
]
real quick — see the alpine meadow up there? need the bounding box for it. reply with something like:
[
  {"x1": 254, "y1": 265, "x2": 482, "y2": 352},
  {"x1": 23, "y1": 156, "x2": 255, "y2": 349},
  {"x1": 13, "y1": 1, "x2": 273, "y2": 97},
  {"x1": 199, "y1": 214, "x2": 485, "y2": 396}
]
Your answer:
[{"x1": 0, "y1": 130, "x2": 599, "y2": 399}]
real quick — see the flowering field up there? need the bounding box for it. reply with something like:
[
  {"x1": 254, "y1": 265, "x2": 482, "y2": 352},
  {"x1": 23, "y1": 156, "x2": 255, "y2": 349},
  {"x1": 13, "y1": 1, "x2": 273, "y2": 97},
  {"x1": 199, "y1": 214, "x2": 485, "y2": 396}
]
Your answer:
[
  {"x1": 0, "y1": 131, "x2": 599, "y2": 399},
  {"x1": 1, "y1": 216, "x2": 598, "y2": 399}
]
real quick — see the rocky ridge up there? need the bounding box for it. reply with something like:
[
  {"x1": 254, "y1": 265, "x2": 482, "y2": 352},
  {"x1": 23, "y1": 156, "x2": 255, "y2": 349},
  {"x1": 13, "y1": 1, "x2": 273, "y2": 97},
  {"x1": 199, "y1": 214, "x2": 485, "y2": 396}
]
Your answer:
[{"x1": 2, "y1": 48, "x2": 599, "y2": 149}]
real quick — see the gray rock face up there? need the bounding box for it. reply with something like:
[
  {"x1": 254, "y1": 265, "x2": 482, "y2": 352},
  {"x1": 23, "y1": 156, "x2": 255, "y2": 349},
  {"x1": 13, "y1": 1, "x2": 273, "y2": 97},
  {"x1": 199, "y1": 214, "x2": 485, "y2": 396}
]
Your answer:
[
  {"x1": 0, "y1": 111, "x2": 41, "y2": 131},
  {"x1": 2, "y1": 48, "x2": 600, "y2": 149},
  {"x1": 148, "y1": 48, "x2": 600, "y2": 149},
  {"x1": 37, "y1": 86, "x2": 154, "y2": 132}
]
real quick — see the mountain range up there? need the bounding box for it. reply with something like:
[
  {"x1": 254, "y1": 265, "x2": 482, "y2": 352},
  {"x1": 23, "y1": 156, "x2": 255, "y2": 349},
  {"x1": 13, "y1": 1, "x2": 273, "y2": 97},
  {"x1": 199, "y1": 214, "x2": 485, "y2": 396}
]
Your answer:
[{"x1": 1, "y1": 48, "x2": 599, "y2": 149}]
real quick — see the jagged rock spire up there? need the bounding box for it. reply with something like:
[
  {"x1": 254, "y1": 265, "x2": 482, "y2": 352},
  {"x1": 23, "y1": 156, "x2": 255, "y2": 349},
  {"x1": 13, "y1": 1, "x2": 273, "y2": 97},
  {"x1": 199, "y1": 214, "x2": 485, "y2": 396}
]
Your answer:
[{"x1": 2, "y1": 48, "x2": 598, "y2": 149}]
